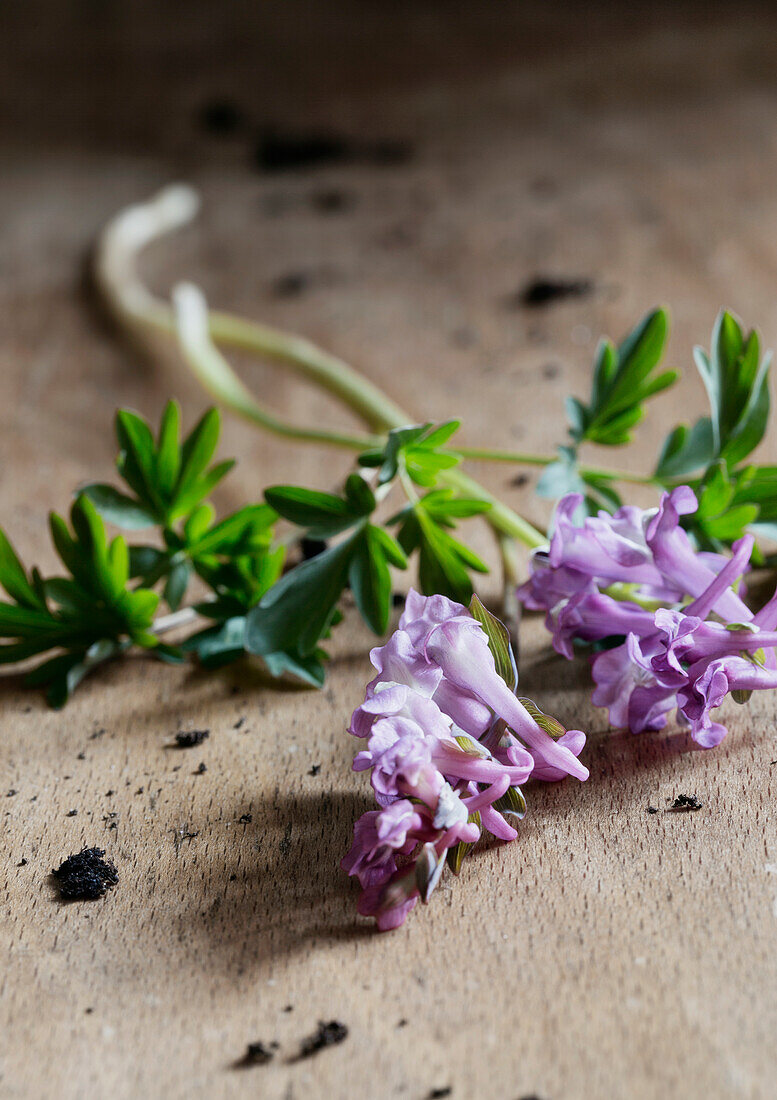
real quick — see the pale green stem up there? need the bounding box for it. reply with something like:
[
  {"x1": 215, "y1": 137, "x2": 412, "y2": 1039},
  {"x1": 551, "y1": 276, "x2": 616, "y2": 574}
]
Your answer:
[
  {"x1": 457, "y1": 445, "x2": 658, "y2": 487},
  {"x1": 441, "y1": 469, "x2": 547, "y2": 549},
  {"x1": 173, "y1": 284, "x2": 378, "y2": 452},
  {"x1": 94, "y1": 184, "x2": 410, "y2": 434},
  {"x1": 498, "y1": 533, "x2": 523, "y2": 640},
  {"x1": 95, "y1": 186, "x2": 549, "y2": 553}
]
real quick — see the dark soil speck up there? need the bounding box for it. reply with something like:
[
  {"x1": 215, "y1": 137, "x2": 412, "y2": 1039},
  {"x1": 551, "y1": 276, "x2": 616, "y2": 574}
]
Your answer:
[
  {"x1": 174, "y1": 729, "x2": 210, "y2": 749},
  {"x1": 668, "y1": 794, "x2": 702, "y2": 812},
  {"x1": 298, "y1": 1020, "x2": 348, "y2": 1059},
  {"x1": 238, "y1": 1040, "x2": 276, "y2": 1067},
  {"x1": 514, "y1": 277, "x2": 593, "y2": 309},
  {"x1": 198, "y1": 98, "x2": 245, "y2": 136},
  {"x1": 52, "y1": 847, "x2": 118, "y2": 901}
]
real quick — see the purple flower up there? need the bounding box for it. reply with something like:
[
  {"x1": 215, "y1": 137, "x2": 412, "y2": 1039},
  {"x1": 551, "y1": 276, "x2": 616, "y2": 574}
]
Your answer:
[
  {"x1": 520, "y1": 488, "x2": 749, "y2": 620},
  {"x1": 532, "y1": 494, "x2": 777, "y2": 747},
  {"x1": 341, "y1": 801, "x2": 422, "y2": 887},
  {"x1": 591, "y1": 634, "x2": 678, "y2": 733},
  {"x1": 399, "y1": 592, "x2": 588, "y2": 781},
  {"x1": 344, "y1": 589, "x2": 588, "y2": 929}
]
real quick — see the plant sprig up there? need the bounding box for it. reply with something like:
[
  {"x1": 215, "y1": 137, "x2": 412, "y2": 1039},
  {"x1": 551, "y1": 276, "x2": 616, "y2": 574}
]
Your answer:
[
  {"x1": 0, "y1": 407, "x2": 504, "y2": 705},
  {"x1": 9, "y1": 182, "x2": 777, "y2": 707},
  {"x1": 245, "y1": 421, "x2": 493, "y2": 666}
]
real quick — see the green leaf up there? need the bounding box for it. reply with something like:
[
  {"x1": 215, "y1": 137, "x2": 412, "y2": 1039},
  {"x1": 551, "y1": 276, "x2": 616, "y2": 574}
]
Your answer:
[
  {"x1": 416, "y1": 518, "x2": 474, "y2": 604},
  {"x1": 535, "y1": 454, "x2": 586, "y2": 500},
  {"x1": 164, "y1": 560, "x2": 190, "y2": 611},
  {"x1": 155, "y1": 399, "x2": 181, "y2": 497},
  {"x1": 493, "y1": 785, "x2": 527, "y2": 820},
  {"x1": 517, "y1": 698, "x2": 565, "y2": 740},
  {"x1": 185, "y1": 616, "x2": 247, "y2": 667},
  {"x1": 377, "y1": 423, "x2": 431, "y2": 484},
  {"x1": 0, "y1": 529, "x2": 43, "y2": 609},
  {"x1": 420, "y1": 419, "x2": 461, "y2": 449},
  {"x1": 263, "y1": 648, "x2": 327, "y2": 688},
  {"x1": 691, "y1": 312, "x2": 771, "y2": 470},
  {"x1": 170, "y1": 459, "x2": 235, "y2": 520},
  {"x1": 348, "y1": 526, "x2": 393, "y2": 635},
  {"x1": 696, "y1": 462, "x2": 734, "y2": 519},
  {"x1": 568, "y1": 309, "x2": 671, "y2": 448},
  {"x1": 191, "y1": 504, "x2": 276, "y2": 555},
  {"x1": 80, "y1": 483, "x2": 157, "y2": 529},
  {"x1": 702, "y1": 504, "x2": 759, "y2": 541},
  {"x1": 176, "y1": 408, "x2": 221, "y2": 499},
  {"x1": 655, "y1": 418, "x2": 715, "y2": 479},
  {"x1": 370, "y1": 526, "x2": 408, "y2": 569},
  {"x1": 245, "y1": 534, "x2": 357, "y2": 656},
  {"x1": 183, "y1": 503, "x2": 216, "y2": 545},
  {"x1": 368, "y1": 421, "x2": 462, "y2": 487},
  {"x1": 265, "y1": 486, "x2": 362, "y2": 538},
  {"x1": 469, "y1": 595, "x2": 516, "y2": 689},
  {"x1": 446, "y1": 810, "x2": 481, "y2": 875},
  {"x1": 129, "y1": 545, "x2": 169, "y2": 582},
  {"x1": 116, "y1": 409, "x2": 162, "y2": 514},
  {"x1": 343, "y1": 474, "x2": 377, "y2": 516}
]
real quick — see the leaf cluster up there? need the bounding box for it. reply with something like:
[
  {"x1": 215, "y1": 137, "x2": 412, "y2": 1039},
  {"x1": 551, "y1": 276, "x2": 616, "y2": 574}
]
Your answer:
[
  {"x1": 538, "y1": 309, "x2": 673, "y2": 512},
  {"x1": 653, "y1": 311, "x2": 772, "y2": 549},
  {"x1": 245, "y1": 421, "x2": 493, "y2": 670},
  {"x1": 0, "y1": 497, "x2": 161, "y2": 706}
]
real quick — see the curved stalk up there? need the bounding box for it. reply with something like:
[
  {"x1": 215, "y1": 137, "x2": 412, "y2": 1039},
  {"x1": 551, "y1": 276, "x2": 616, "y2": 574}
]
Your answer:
[
  {"x1": 173, "y1": 284, "x2": 379, "y2": 452},
  {"x1": 96, "y1": 186, "x2": 549, "y2": 554},
  {"x1": 457, "y1": 445, "x2": 658, "y2": 487},
  {"x1": 94, "y1": 184, "x2": 411, "y2": 433},
  {"x1": 171, "y1": 282, "x2": 548, "y2": 550}
]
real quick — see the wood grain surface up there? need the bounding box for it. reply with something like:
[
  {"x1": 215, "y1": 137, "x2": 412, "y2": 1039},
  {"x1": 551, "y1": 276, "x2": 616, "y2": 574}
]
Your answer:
[{"x1": 3, "y1": 4, "x2": 777, "y2": 1097}]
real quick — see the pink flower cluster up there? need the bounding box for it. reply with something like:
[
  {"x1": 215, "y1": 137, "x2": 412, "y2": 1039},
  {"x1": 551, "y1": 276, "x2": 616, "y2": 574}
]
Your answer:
[
  {"x1": 342, "y1": 590, "x2": 587, "y2": 930},
  {"x1": 519, "y1": 487, "x2": 777, "y2": 747}
]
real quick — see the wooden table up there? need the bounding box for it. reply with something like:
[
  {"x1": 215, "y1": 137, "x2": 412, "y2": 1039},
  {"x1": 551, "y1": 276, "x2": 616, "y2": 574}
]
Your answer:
[{"x1": 3, "y1": 4, "x2": 777, "y2": 1096}]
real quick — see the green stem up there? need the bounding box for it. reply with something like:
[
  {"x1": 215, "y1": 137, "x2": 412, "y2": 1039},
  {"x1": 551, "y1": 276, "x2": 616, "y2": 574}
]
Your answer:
[
  {"x1": 173, "y1": 284, "x2": 379, "y2": 452},
  {"x1": 172, "y1": 286, "x2": 549, "y2": 550},
  {"x1": 441, "y1": 469, "x2": 547, "y2": 549},
  {"x1": 94, "y1": 184, "x2": 410, "y2": 434},
  {"x1": 95, "y1": 187, "x2": 550, "y2": 552},
  {"x1": 457, "y1": 445, "x2": 657, "y2": 486}
]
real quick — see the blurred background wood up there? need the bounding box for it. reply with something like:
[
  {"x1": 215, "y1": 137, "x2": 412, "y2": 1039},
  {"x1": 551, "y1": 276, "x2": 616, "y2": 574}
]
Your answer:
[{"x1": 2, "y1": 3, "x2": 777, "y2": 1097}]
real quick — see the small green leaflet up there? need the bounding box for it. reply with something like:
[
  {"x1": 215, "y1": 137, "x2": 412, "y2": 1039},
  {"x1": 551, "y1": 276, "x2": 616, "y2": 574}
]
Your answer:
[
  {"x1": 392, "y1": 492, "x2": 490, "y2": 604},
  {"x1": 653, "y1": 312, "x2": 773, "y2": 548},
  {"x1": 0, "y1": 496, "x2": 160, "y2": 707},
  {"x1": 567, "y1": 309, "x2": 674, "y2": 447},
  {"x1": 656, "y1": 311, "x2": 770, "y2": 482},
  {"x1": 446, "y1": 810, "x2": 481, "y2": 875},
  {"x1": 84, "y1": 402, "x2": 234, "y2": 530},
  {"x1": 468, "y1": 595, "x2": 517, "y2": 689},
  {"x1": 245, "y1": 521, "x2": 408, "y2": 659},
  {"x1": 358, "y1": 420, "x2": 462, "y2": 487},
  {"x1": 265, "y1": 474, "x2": 375, "y2": 538}
]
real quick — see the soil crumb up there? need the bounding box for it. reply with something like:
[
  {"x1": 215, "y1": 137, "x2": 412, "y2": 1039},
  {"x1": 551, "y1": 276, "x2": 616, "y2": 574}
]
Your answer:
[
  {"x1": 514, "y1": 277, "x2": 593, "y2": 309},
  {"x1": 174, "y1": 729, "x2": 210, "y2": 749},
  {"x1": 198, "y1": 99, "x2": 245, "y2": 136},
  {"x1": 298, "y1": 1020, "x2": 348, "y2": 1059},
  {"x1": 668, "y1": 794, "x2": 702, "y2": 812},
  {"x1": 238, "y1": 1041, "x2": 276, "y2": 1067},
  {"x1": 52, "y1": 847, "x2": 118, "y2": 900}
]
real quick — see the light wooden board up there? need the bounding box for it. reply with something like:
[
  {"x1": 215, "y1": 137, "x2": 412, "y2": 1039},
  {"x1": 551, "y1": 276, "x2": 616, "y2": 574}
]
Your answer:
[{"x1": 3, "y1": 4, "x2": 777, "y2": 1097}]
